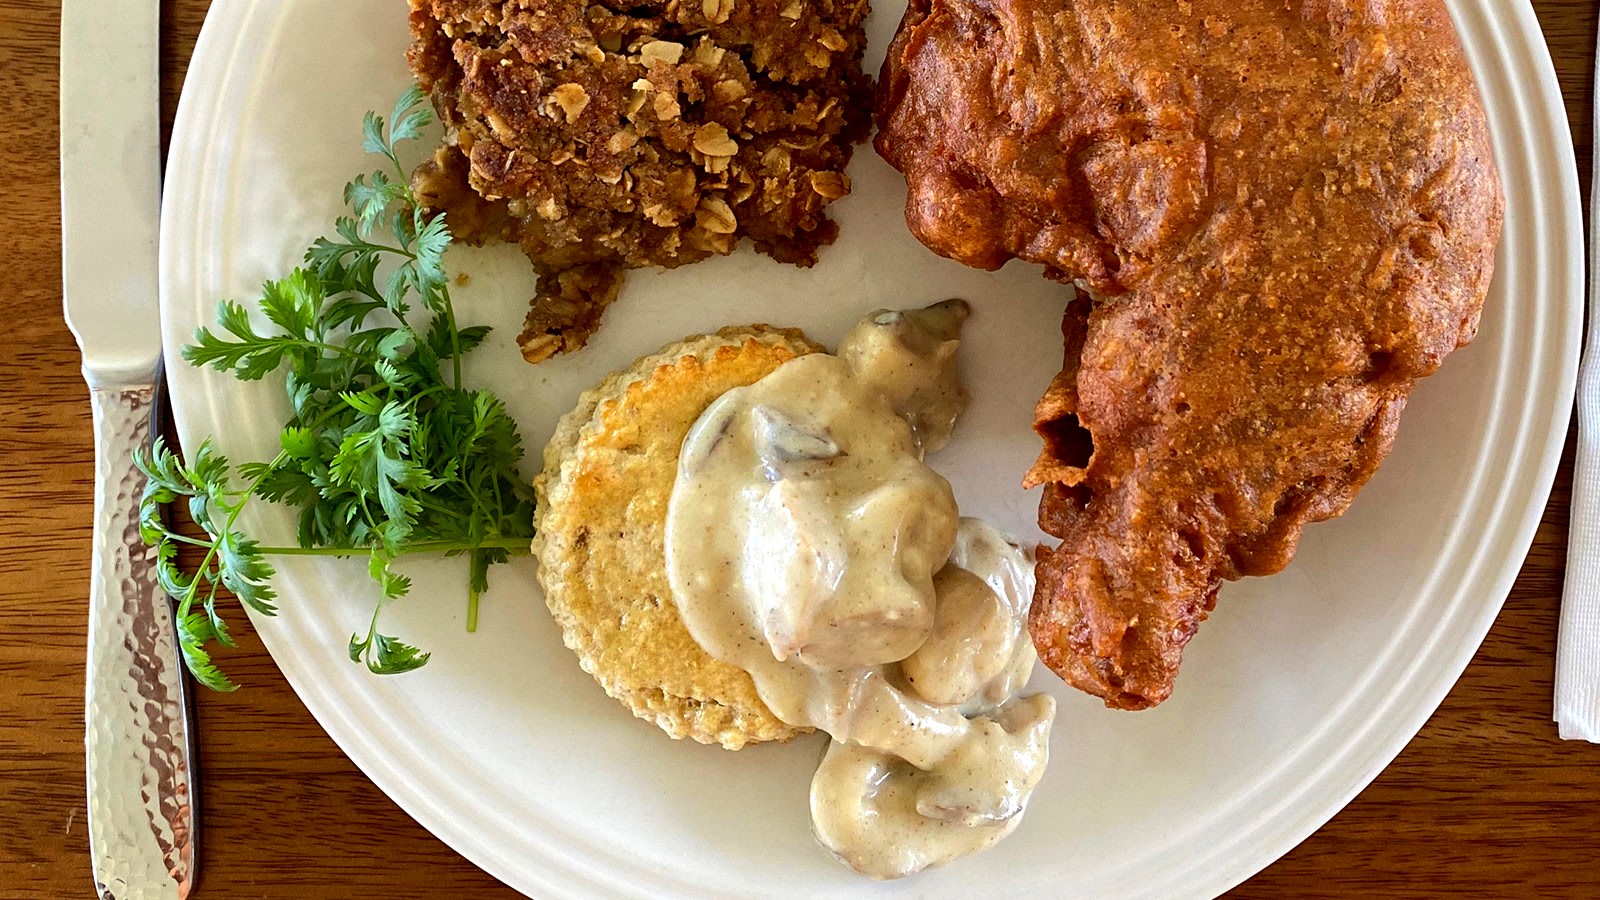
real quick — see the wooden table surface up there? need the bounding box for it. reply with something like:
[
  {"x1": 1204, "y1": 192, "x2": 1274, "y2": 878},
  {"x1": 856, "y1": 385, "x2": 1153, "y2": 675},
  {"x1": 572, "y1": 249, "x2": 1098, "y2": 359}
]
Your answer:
[{"x1": 5, "y1": 2, "x2": 1599, "y2": 897}]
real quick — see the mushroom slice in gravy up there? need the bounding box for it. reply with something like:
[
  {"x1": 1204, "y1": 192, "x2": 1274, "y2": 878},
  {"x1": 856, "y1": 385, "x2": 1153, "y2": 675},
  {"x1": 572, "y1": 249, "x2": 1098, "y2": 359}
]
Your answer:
[{"x1": 665, "y1": 302, "x2": 1057, "y2": 879}]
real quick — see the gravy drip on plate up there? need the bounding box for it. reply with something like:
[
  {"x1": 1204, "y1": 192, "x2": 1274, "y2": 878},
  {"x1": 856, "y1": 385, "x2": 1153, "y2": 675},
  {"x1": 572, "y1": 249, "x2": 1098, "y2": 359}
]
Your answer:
[{"x1": 665, "y1": 302, "x2": 1057, "y2": 879}]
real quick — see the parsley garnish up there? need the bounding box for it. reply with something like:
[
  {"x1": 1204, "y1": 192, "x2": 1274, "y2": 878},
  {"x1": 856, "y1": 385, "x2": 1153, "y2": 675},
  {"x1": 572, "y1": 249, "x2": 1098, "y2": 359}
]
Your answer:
[{"x1": 136, "y1": 87, "x2": 535, "y2": 691}]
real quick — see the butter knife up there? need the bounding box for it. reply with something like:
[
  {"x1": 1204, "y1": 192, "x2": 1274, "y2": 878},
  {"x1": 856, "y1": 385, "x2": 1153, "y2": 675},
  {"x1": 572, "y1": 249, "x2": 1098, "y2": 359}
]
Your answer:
[{"x1": 61, "y1": 1, "x2": 199, "y2": 898}]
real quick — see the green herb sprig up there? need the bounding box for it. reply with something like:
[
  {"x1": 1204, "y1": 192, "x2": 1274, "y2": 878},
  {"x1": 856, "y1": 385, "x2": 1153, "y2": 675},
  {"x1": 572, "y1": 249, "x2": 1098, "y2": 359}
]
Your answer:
[{"x1": 137, "y1": 86, "x2": 535, "y2": 691}]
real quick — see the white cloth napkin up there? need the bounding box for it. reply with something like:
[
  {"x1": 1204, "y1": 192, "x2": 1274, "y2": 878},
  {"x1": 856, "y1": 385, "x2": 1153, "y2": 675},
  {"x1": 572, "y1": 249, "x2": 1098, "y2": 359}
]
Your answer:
[{"x1": 1554, "y1": 33, "x2": 1600, "y2": 742}]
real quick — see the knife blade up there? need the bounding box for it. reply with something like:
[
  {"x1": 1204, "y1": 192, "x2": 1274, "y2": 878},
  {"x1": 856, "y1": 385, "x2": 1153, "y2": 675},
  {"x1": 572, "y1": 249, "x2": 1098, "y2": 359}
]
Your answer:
[{"x1": 61, "y1": 1, "x2": 199, "y2": 898}]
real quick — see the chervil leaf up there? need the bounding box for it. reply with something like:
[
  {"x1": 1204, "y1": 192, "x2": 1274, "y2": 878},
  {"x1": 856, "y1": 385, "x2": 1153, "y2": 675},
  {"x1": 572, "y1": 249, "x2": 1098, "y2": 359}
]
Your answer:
[
  {"x1": 361, "y1": 109, "x2": 388, "y2": 159},
  {"x1": 341, "y1": 390, "x2": 385, "y2": 416},
  {"x1": 387, "y1": 84, "x2": 432, "y2": 149},
  {"x1": 377, "y1": 400, "x2": 413, "y2": 439},
  {"x1": 184, "y1": 301, "x2": 317, "y2": 381},
  {"x1": 260, "y1": 269, "x2": 320, "y2": 338},
  {"x1": 346, "y1": 172, "x2": 406, "y2": 236},
  {"x1": 373, "y1": 358, "x2": 409, "y2": 389},
  {"x1": 249, "y1": 465, "x2": 317, "y2": 505},
  {"x1": 376, "y1": 329, "x2": 412, "y2": 361},
  {"x1": 217, "y1": 532, "x2": 278, "y2": 615},
  {"x1": 135, "y1": 442, "x2": 184, "y2": 545},
  {"x1": 184, "y1": 440, "x2": 230, "y2": 491},
  {"x1": 383, "y1": 261, "x2": 414, "y2": 315},
  {"x1": 364, "y1": 632, "x2": 431, "y2": 675},
  {"x1": 279, "y1": 427, "x2": 316, "y2": 459},
  {"x1": 323, "y1": 295, "x2": 386, "y2": 331},
  {"x1": 138, "y1": 85, "x2": 536, "y2": 691},
  {"x1": 176, "y1": 612, "x2": 239, "y2": 692},
  {"x1": 367, "y1": 551, "x2": 413, "y2": 601},
  {"x1": 204, "y1": 594, "x2": 238, "y2": 649},
  {"x1": 421, "y1": 320, "x2": 491, "y2": 364},
  {"x1": 415, "y1": 213, "x2": 449, "y2": 279},
  {"x1": 216, "y1": 299, "x2": 260, "y2": 341},
  {"x1": 153, "y1": 541, "x2": 193, "y2": 597}
]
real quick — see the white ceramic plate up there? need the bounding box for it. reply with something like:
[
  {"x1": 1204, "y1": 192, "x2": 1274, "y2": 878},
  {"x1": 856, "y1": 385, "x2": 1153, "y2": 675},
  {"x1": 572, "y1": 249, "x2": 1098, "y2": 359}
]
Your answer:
[{"x1": 160, "y1": 2, "x2": 1581, "y2": 897}]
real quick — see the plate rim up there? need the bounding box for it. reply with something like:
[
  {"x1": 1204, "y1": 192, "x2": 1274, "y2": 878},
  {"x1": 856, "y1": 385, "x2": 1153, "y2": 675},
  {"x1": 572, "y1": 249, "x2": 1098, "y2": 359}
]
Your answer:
[{"x1": 158, "y1": 1, "x2": 1583, "y2": 897}]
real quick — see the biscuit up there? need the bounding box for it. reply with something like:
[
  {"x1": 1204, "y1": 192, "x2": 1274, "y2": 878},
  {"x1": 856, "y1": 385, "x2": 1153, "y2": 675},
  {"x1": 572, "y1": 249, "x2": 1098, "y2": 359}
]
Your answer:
[{"x1": 533, "y1": 326, "x2": 823, "y2": 748}]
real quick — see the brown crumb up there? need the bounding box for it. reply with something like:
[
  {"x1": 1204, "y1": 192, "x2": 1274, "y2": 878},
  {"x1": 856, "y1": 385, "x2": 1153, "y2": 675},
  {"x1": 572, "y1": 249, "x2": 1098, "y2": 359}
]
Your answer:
[
  {"x1": 406, "y1": 0, "x2": 872, "y2": 362},
  {"x1": 517, "y1": 263, "x2": 626, "y2": 364}
]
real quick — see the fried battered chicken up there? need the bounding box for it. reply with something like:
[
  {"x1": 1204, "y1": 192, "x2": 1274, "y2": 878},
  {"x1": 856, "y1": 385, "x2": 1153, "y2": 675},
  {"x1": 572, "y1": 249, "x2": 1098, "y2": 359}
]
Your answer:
[
  {"x1": 877, "y1": 0, "x2": 1502, "y2": 708},
  {"x1": 407, "y1": 0, "x2": 871, "y2": 362}
]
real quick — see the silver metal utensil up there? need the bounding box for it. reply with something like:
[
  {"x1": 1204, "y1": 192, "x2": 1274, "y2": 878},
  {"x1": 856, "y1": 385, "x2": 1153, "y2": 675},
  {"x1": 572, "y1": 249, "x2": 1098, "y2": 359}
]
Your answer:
[{"x1": 61, "y1": 1, "x2": 199, "y2": 897}]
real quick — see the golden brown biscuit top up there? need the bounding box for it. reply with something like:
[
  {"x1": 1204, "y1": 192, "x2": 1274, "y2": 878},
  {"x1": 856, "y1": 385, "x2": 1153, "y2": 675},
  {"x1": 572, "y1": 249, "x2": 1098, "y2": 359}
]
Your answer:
[{"x1": 534, "y1": 327, "x2": 823, "y2": 747}]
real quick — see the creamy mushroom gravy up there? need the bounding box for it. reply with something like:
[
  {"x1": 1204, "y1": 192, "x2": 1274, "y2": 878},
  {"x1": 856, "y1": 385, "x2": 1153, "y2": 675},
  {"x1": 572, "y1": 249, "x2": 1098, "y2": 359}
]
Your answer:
[{"x1": 664, "y1": 301, "x2": 1057, "y2": 879}]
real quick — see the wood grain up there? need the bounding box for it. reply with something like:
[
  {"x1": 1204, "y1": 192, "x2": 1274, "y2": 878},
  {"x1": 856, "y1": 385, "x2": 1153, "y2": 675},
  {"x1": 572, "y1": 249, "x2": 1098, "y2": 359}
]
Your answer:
[{"x1": 2, "y1": 1, "x2": 1597, "y2": 897}]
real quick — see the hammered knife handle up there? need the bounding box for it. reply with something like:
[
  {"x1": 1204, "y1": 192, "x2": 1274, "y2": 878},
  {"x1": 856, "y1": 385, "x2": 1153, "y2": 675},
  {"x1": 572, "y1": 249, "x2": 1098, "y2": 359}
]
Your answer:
[{"x1": 85, "y1": 383, "x2": 197, "y2": 900}]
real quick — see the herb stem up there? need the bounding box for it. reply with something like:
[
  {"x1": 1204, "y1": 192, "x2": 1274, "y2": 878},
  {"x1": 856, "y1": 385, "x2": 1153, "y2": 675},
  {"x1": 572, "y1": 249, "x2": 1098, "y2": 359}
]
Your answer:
[
  {"x1": 162, "y1": 532, "x2": 216, "y2": 549},
  {"x1": 252, "y1": 537, "x2": 532, "y2": 556},
  {"x1": 349, "y1": 237, "x2": 411, "y2": 257},
  {"x1": 441, "y1": 286, "x2": 463, "y2": 388},
  {"x1": 289, "y1": 339, "x2": 368, "y2": 357},
  {"x1": 177, "y1": 449, "x2": 291, "y2": 620}
]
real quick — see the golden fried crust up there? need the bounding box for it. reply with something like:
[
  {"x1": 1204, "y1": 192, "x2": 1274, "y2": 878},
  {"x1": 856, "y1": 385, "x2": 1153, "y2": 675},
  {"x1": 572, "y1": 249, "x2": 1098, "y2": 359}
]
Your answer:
[
  {"x1": 533, "y1": 326, "x2": 823, "y2": 747},
  {"x1": 876, "y1": 1, "x2": 1503, "y2": 708}
]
